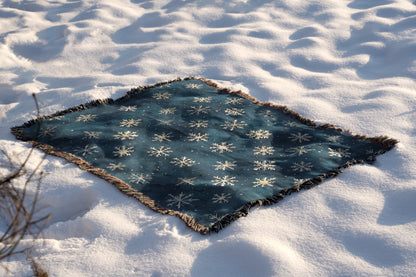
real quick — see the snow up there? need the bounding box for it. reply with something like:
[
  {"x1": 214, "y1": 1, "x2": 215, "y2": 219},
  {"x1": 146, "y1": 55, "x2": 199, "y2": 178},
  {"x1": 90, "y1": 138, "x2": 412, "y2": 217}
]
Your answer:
[{"x1": 1, "y1": 0, "x2": 416, "y2": 276}]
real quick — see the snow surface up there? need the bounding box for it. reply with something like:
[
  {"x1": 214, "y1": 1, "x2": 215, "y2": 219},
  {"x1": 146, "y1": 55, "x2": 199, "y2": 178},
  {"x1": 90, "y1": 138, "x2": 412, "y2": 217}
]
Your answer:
[{"x1": 1, "y1": 0, "x2": 416, "y2": 276}]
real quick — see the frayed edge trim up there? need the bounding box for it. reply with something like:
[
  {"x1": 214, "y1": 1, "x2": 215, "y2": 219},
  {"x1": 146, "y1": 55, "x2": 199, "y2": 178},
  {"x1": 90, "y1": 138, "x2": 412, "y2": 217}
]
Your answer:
[{"x1": 11, "y1": 76, "x2": 399, "y2": 235}]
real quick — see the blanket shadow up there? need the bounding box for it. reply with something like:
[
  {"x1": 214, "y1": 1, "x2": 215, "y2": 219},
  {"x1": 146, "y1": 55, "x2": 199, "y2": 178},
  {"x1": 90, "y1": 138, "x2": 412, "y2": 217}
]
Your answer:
[
  {"x1": 377, "y1": 189, "x2": 416, "y2": 226},
  {"x1": 190, "y1": 240, "x2": 275, "y2": 277}
]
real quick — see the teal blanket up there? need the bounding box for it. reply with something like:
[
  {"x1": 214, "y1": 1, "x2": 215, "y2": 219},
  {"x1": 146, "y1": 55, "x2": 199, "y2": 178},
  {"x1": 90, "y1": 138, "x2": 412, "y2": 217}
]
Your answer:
[{"x1": 12, "y1": 77, "x2": 397, "y2": 234}]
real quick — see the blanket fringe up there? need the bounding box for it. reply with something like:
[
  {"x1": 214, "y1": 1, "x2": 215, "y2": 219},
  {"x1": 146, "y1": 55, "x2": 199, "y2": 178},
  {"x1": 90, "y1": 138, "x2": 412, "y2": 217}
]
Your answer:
[{"x1": 11, "y1": 76, "x2": 398, "y2": 235}]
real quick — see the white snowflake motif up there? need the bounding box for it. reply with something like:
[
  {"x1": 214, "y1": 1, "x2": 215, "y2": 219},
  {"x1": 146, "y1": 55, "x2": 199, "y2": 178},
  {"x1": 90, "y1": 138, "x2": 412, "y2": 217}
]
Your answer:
[
  {"x1": 185, "y1": 83, "x2": 203, "y2": 89},
  {"x1": 40, "y1": 126, "x2": 56, "y2": 137},
  {"x1": 326, "y1": 135, "x2": 342, "y2": 143},
  {"x1": 120, "y1": 119, "x2": 142, "y2": 127},
  {"x1": 147, "y1": 146, "x2": 172, "y2": 157},
  {"x1": 170, "y1": 157, "x2": 195, "y2": 168},
  {"x1": 152, "y1": 132, "x2": 172, "y2": 142},
  {"x1": 209, "y1": 213, "x2": 223, "y2": 221},
  {"x1": 113, "y1": 146, "x2": 134, "y2": 157},
  {"x1": 253, "y1": 146, "x2": 275, "y2": 156},
  {"x1": 291, "y1": 161, "x2": 313, "y2": 172},
  {"x1": 83, "y1": 131, "x2": 102, "y2": 139},
  {"x1": 260, "y1": 110, "x2": 276, "y2": 120},
  {"x1": 253, "y1": 160, "x2": 276, "y2": 171},
  {"x1": 211, "y1": 176, "x2": 237, "y2": 186},
  {"x1": 226, "y1": 98, "x2": 243, "y2": 105},
  {"x1": 187, "y1": 105, "x2": 210, "y2": 115},
  {"x1": 177, "y1": 177, "x2": 196, "y2": 186},
  {"x1": 119, "y1": 105, "x2": 137, "y2": 112},
  {"x1": 214, "y1": 161, "x2": 236, "y2": 171},
  {"x1": 289, "y1": 132, "x2": 312, "y2": 143},
  {"x1": 76, "y1": 114, "x2": 97, "y2": 122},
  {"x1": 287, "y1": 146, "x2": 312, "y2": 156},
  {"x1": 76, "y1": 145, "x2": 99, "y2": 157},
  {"x1": 247, "y1": 129, "x2": 272, "y2": 139},
  {"x1": 328, "y1": 148, "x2": 351, "y2": 158},
  {"x1": 293, "y1": 178, "x2": 306, "y2": 186},
  {"x1": 129, "y1": 173, "x2": 151, "y2": 184},
  {"x1": 188, "y1": 133, "x2": 208, "y2": 142},
  {"x1": 159, "y1": 107, "x2": 176, "y2": 115},
  {"x1": 167, "y1": 192, "x2": 198, "y2": 209},
  {"x1": 193, "y1": 97, "x2": 212, "y2": 103},
  {"x1": 210, "y1": 142, "x2": 235, "y2": 153},
  {"x1": 153, "y1": 92, "x2": 171, "y2": 100},
  {"x1": 225, "y1": 108, "x2": 245, "y2": 116},
  {"x1": 189, "y1": 120, "x2": 209, "y2": 128},
  {"x1": 253, "y1": 177, "x2": 276, "y2": 188},
  {"x1": 113, "y1": 131, "x2": 139, "y2": 140},
  {"x1": 212, "y1": 193, "x2": 232, "y2": 204},
  {"x1": 283, "y1": 121, "x2": 298, "y2": 127},
  {"x1": 220, "y1": 120, "x2": 247, "y2": 131},
  {"x1": 157, "y1": 119, "x2": 174, "y2": 126},
  {"x1": 365, "y1": 149, "x2": 382, "y2": 156},
  {"x1": 107, "y1": 162, "x2": 126, "y2": 171}
]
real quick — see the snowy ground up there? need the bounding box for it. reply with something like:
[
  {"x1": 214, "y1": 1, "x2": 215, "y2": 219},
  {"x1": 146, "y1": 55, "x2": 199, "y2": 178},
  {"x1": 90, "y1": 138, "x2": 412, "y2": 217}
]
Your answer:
[{"x1": 1, "y1": 0, "x2": 416, "y2": 276}]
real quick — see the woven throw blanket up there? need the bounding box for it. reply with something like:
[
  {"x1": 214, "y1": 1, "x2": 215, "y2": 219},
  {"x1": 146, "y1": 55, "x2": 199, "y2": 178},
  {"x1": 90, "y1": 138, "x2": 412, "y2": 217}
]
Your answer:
[{"x1": 12, "y1": 77, "x2": 398, "y2": 234}]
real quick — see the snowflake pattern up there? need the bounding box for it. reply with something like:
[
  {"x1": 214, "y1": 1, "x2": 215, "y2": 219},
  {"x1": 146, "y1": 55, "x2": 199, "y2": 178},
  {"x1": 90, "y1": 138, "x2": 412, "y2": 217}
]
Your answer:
[
  {"x1": 326, "y1": 135, "x2": 341, "y2": 143},
  {"x1": 210, "y1": 142, "x2": 235, "y2": 153},
  {"x1": 113, "y1": 146, "x2": 134, "y2": 157},
  {"x1": 119, "y1": 105, "x2": 137, "y2": 112},
  {"x1": 40, "y1": 126, "x2": 56, "y2": 137},
  {"x1": 220, "y1": 120, "x2": 247, "y2": 131},
  {"x1": 283, "y1": 121, "x2": 298, "y2": 127},
  {"x1": 113, "y1": 131, "x2": 139, "y2": 140},
  {"x1": 188, "y1": 133, "x2": 208, "y2": 142},
  {"x1": 120, "y1": 119, "x2": 142, "y2": 127},
  {"x1": 188, "y1": 105, "x2": 210, "y2": 115},
  {"x1": 170, "y1": 157, "x2": 195, "y2": 168},
  {"x1": 107, "y1": 162, "x2": 126, "y2": 171},
  {"x1": 366, "y1": 149, "x2": 382, "y2": 156},
  {"x1": 287, "y1": 146, "x2": 312, "y2": 156},
  {"x1": 293, "y1": 178, "x2": 307, "y2": 186},
  {"x1": 159, "y1": 107, "x2": 176, "y2": 115},
  {"x1": 185, "y1": 83, "x2": 203, "y2": 89},
  {"x1": 147, "y1": 146, "x2": 172, "y2": 157},
  {"x1": 157, "y1": 119, "x2": 174, "y2": 126},
  {"x1": 211, "y1": 176, "x2": 237, "y2": 186},
  {"x1": 247, "y1": 129, "x2": 272, "y2": 139},
  {"x1": 83, "y1": 131, "x2": 102, "y2": 139},
  {"x1": 253, "y1": 160, "x2": 276, "y2": 171},
  {"x1": 291, "y1": 161, "x2": 313, "y2": 172},
  {"x1": 212, "y1": 193, "x2": 232, "y2": 204},
  {"x1": 214, "y1": 161, "x2": 236, "y2": 171},
  {"x1": 253, "y1": 177, "x2": 276, "y2": 188},
  {"x1": 76, "y1": 145, "x2": 99, "y2": 157},
  {"x1": 328, "y1": 148, "x2": 351, "y2": 158},
  {"x1": 193, "y1": 97, "x2": 212, "y2": 103},
  {"x1": 209, "y1": 213, "x2": 223, "y2": 222},
  {"x1": 167, "y1": 192, "x2": 198, "y2": 209},
  {"x1": 189, "y1": 120, "x2": 208, "y2": 128},
  {"x1": 129, "y1": 173, "x2": 151, "y2": 184},
  {"x1": 289, "y1": 132, "x2": 312, "y2": 143},
  {"x1": 177, "y1": 177, "x2": 196, "y2": 186},
  {"x1": 260, "y1": 110, "x2": 276, "y2": 120},
  {"x1": 225, "y1": 108, "x2": 245, "y2": 116},
  {"x1": 76, "y1": 114, "x2": 97, "y2": 122},
  {"x1": 22, "y1": 79, "x2": 390, "y2": 230},
  {"x1": 226, "y1": 98, "x2": 243, "y2": 105},
  {"x1": 253, "y1": 146, "x2": 275, "y2": 156},
  {"x1": 153, "y1": 92, "x2": 171, "y2": 100},
  {"x1": 152, "y1": 132, "x2": 172, "y2": 142}
]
